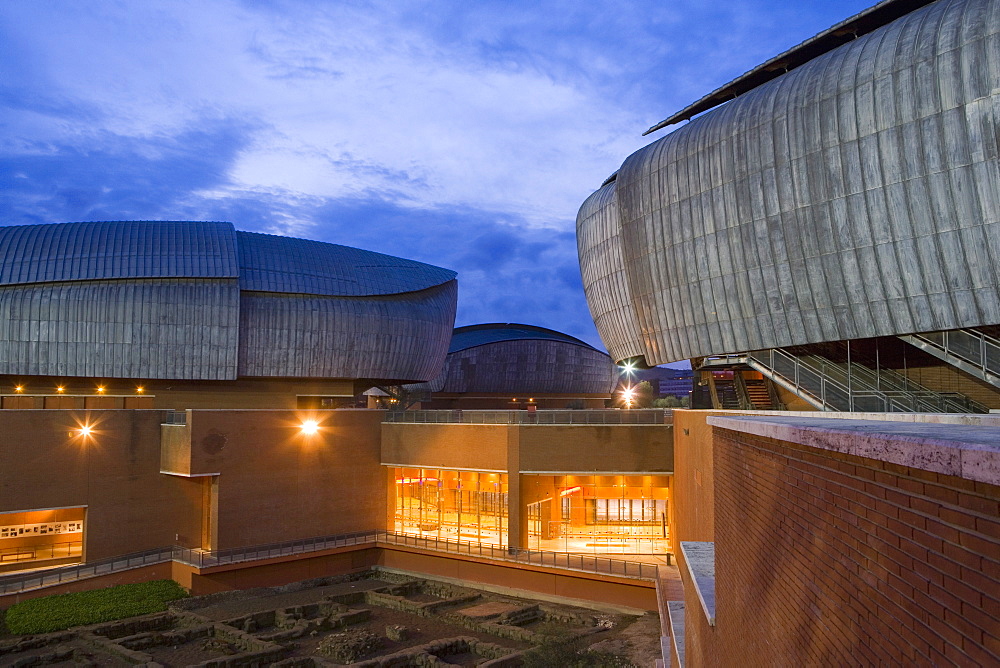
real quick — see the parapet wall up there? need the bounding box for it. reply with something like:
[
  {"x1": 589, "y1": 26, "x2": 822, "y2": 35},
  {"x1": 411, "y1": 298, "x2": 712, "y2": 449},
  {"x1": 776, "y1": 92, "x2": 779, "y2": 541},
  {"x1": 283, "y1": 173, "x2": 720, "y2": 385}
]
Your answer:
[{"x1": 692, "y1": 416, "x2": 1000, "y2": 665}]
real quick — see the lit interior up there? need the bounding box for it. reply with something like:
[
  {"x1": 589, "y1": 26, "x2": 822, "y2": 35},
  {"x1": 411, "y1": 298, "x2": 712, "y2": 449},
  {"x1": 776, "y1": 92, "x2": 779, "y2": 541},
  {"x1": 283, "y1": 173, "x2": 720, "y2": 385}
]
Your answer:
[
  {"x1": 524, "y1": 474, "x2": 670, "y2": 554},
  {"x1": 0, "y1": 507, "x2": 85, "y2": 573},
  {"x1": 393, "y1": 468, "x2": 509, "y2": 546},
  {"x1": 391, "y1": 468, "x2": 670, "y2": 554}
]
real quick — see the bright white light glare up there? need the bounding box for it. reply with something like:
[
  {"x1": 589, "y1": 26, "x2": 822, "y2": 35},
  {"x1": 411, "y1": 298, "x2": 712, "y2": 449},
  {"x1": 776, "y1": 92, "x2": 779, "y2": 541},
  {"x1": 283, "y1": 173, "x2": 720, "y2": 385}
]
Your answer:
[
  {"x1": 620, "y1": 361, "x2": 637, "y2": 376},
  {"x1": 78, "y1": 425, "x2": 93, "y2": 437},
  {"x1": 621, "y1": 386, "x2": 636, "y2": 408},
  {"x1": 300, "y1": 420, "x2": 319, "y2": 435}
]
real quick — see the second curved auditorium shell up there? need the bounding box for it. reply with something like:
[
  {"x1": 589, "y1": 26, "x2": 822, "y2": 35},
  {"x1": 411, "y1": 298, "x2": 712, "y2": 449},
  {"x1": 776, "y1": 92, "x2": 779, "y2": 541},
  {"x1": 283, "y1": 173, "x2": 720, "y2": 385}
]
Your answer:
[{"x1": 578, "y1": 0, "x2": 1000, "y2": 366}]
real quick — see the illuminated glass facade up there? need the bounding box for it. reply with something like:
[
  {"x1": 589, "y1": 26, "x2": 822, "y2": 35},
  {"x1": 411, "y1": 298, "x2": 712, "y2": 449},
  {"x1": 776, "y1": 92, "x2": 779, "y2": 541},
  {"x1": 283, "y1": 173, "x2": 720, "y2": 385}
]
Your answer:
[
  {"x1": 391, "y1": 468, "x2": 670, "y2": 555},
  {"x1": 393, "y1": 468, "x2": 509, "y2": 546},
  {"x1": 524, "y1": 475, "x2": 670, "y2": 554}
]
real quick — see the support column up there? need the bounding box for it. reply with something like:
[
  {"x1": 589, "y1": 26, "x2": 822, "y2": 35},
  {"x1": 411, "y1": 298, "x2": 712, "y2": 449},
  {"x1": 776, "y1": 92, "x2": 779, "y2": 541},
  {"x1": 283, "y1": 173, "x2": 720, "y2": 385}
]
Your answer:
[
  {"x1": 385, "y1": 467, "x2": 397, "y2": 533},
  {"x1": 506, "y1": 425, "x2": 527, "y2": 553}
]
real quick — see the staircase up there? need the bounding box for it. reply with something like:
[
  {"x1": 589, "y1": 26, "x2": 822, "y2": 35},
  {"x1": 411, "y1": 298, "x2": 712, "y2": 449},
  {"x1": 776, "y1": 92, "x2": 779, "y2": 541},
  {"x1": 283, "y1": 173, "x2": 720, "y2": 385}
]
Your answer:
[
  {"x1": 745, "y1": 348, "x2": 989, "y2": 413},
  {"x1": 900, "y1": 328, "x2": 1000, "y2": 389},
  {"x1": 743, "y1": 378, "x2": 776, "y2": 409},
  {"x1": 711, "y1": 378, "x2": 742, "y2": 409}
]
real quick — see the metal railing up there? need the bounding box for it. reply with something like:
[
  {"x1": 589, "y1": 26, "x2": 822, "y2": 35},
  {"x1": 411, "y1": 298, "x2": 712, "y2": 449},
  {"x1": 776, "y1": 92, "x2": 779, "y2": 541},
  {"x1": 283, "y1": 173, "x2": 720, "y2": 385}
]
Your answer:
[
  {"x1": 0, "y1": 531, "x2": 659, "y2": 596},
  {"x1": 902, "y1": 329, "x2": 1000, "y2": 387},
  {"x1": 383, "y1": 409, "x2": 670, "y2": 425},
  {"x1": 746, "y1": 348, "x2": 988, "y2": 413},
  {"x1": 174, "y1": 530, "x2": 381, "y2": 569},
  {"x1": 380, "y1": 532, "x2": 660, "y2": 579},
  {"x1": 0, "y1": 541, "x2": 82, "y2": 564},
  {"x1": 747, "y1": 348, "x2": 848, "y2": 410},
  {"x1": 0, "y1": 546, "x2": 176, "y2": 596}
]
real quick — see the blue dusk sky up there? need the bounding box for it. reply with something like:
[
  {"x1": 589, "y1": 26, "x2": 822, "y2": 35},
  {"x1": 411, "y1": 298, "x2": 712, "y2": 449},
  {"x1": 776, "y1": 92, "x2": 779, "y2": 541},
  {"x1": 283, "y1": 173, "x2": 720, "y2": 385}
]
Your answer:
[{"x1": 1, "y1": 0, "x2": 871, "y2": 365}]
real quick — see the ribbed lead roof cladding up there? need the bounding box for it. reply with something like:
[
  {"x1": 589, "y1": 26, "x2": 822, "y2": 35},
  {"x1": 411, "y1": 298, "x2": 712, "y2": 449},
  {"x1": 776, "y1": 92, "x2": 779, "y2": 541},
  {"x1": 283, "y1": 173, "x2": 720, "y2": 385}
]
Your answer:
[
  {"x1": 0, "y1": 221, "x2": 239, "y2": 285},
  {"x1": 448, "y1": 323, "x2": 598, "y2": 354},
  {"x1": 236, "y1": 231, "x2": 457, "y2": 297}
]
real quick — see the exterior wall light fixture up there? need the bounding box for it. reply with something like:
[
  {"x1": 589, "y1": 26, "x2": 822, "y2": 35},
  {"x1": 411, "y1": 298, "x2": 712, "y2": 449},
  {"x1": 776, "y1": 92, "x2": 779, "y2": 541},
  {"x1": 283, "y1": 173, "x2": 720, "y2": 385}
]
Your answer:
[
  {"x1": 70, "y1": 424, "x2": 94, "y2": 439},
  {"x1": 300, "y1": 419, "x2": 319, "y2": 435}
]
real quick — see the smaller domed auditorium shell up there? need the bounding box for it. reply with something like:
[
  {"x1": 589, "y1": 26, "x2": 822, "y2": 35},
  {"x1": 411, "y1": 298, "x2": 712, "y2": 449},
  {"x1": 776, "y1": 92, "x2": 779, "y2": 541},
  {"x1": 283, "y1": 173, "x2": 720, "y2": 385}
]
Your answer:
[
  {"x1": 419, "y1": 324, "x2": 618, "y2": 395},
  {"x1": 0, "y1": 221, "x2": 457, "y2": 382}
]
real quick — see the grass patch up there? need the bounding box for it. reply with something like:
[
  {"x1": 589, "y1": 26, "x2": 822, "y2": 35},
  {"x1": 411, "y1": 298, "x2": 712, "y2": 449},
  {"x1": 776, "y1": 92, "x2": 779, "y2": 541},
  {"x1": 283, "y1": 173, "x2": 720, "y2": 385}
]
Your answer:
[{"x1": 4, "y1": 580, "x2": 187, "y2": 635}]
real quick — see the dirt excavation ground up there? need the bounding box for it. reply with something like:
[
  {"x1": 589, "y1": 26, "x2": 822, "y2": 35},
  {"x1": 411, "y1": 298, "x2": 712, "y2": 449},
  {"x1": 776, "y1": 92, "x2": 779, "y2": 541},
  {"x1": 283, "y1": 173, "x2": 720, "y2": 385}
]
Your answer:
[{"x1": 0, "y1": 569, "x2": 662, "y2": 667}]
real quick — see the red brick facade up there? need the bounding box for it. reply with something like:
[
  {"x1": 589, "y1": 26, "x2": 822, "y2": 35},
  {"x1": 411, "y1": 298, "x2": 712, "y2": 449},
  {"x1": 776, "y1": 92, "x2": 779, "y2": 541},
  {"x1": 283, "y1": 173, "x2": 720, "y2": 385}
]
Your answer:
[{"x1": 703, "y1": 429, "x2": 1000, "y2": 665}]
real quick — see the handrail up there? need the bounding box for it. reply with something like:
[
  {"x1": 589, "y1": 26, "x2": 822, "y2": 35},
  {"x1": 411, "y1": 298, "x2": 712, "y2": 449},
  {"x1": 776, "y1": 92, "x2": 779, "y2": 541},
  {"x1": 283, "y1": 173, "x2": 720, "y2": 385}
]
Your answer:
[
  {"x1": 732, "y1": 372, "x2": 752, "y2": 410},
  {"x1": 907, "y1": 329, "x2": 1000, "y2": 380},
  {"x1": 383, "y1": 410, "x2": 670, "y2": 425},
  {"x1": 0, "y1": 531, "x2": 660, "y2": 596},
  {"x1": 746, "y1": 349, "x2": 987, "y2": 413},
  {"x1": 0, "y1": 546, "x2": 176, "y2": 596}
]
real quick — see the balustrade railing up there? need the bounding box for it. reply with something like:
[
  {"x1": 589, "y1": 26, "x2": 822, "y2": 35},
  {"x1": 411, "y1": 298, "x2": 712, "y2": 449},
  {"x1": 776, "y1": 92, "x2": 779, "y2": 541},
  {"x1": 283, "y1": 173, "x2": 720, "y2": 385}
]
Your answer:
[
  {"x1": 0, "y1": 531, "x2": 659, "y2": 596},
  {"x1": 383, "y1": 410, "x2": 669, "y2": 425}
]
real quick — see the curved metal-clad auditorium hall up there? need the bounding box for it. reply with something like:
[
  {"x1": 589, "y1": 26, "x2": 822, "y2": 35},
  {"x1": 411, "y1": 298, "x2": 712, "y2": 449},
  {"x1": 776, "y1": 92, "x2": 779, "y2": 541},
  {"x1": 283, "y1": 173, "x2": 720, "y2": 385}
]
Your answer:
[
  {"x1": 413, "y1": 323, "x2": 618, "y2": 395},
  {"x1": 578, "y1": 0, "x2": 1000, "y2": 366},
  {"x1": 0, "y1": 221, "x2": 457, "y2": 382}
]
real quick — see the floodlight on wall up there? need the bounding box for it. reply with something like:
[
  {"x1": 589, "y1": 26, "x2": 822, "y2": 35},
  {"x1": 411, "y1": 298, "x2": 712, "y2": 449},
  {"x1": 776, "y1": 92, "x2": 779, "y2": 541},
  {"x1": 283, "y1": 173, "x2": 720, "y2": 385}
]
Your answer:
[
  {"x1": 13, "y1": 385, "x2": 23, "y2": 393},
  {"x1": 56, "y1": 386, "x2": 65, "y2": 393},
  {"x1": 135, "y1": 386, "x2": 144, "y2": 394},
  {"x1": 300, "y1": 419, "x2": 320, "y2": 435},
  {"x1": 97, "y1": 386, "x2": 105, "y2": 394},
  {"x1": 70, "y1": 423, "x2": 94, "y2": 439}
]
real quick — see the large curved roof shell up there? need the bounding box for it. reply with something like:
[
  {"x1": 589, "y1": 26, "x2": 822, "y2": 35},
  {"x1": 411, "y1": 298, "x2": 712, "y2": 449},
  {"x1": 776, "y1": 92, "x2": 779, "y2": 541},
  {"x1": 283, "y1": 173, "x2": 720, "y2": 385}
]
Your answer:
[
  {"x1": 415, "y1": 323, "x2": 618, "y2": 394},
  {"x1": 578, "y1": 0, "x2": 1000, "y2": 365},
  {"x1": 0, "y1": 221, "x2": 457, "y2": 382},
  {"x1": 236, "y1": 231, "x2": 456, "y2": 296},
  {"x1": 0, "y1": 221, "x2": 238, "y2": 284}
]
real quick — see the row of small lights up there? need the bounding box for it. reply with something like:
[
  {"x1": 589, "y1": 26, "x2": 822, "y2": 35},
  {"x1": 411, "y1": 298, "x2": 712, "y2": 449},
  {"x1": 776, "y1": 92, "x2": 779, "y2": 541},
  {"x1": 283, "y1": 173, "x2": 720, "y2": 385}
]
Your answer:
[
  {"x1": 74, "y1": 417, "x2": 323, "y2": 440},
  {"x1": 14, "y1": 385, "x2": 145, "y2": 394}
]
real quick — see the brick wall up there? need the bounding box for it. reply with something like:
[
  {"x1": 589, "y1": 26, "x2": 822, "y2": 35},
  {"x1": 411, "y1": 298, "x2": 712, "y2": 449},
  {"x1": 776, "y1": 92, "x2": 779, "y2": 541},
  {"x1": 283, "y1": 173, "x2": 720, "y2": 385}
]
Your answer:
[{"x1": 709, "y1": 429, "x2": 1000, "y2": 665}]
